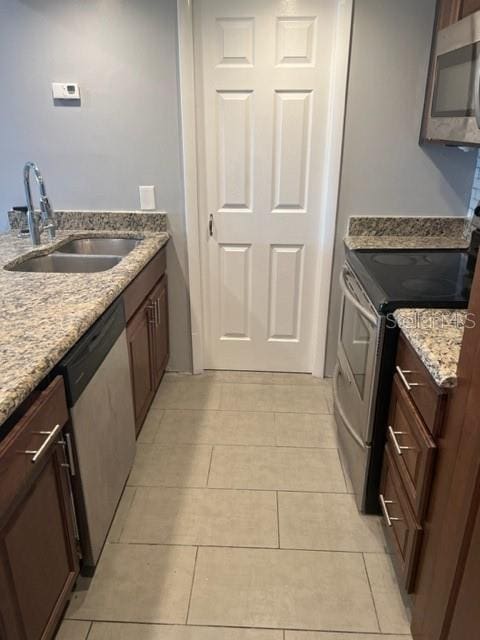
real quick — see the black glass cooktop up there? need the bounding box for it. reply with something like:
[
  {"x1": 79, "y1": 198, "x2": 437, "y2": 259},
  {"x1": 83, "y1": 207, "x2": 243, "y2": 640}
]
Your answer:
[{"x1": 346, "y1": 248, "x2": 472, "y2": 313}]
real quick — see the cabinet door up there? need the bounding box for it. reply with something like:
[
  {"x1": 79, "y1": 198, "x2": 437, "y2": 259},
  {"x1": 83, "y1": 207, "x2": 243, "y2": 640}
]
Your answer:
[
  {"x1": 0, "y1": 440, "x2": 79, "y2": 640},
  {"x1": 461, "y1": 0, "x2": 480, "y2": 19},
  {"x1": 380, "y1": 446, "x2": 422, "y2": 593},
  {"x1": 387, "y1": 375, "x2": 436, "y2": 520},
  {"x1": 150, "y1": 275, "x2": 169, "y2": 390},
  {"x1": 126, "y1": 296, "x2": 156, "y2": 433}
]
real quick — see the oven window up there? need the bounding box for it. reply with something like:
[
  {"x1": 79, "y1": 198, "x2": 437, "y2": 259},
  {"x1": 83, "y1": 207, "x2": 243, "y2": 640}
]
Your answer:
[
  {"x1": 432, "y1": 43, "x2": 479, "y2": 117},
  {"x1": 340, "y1": 298, "x2": 372, "y2": 400}
]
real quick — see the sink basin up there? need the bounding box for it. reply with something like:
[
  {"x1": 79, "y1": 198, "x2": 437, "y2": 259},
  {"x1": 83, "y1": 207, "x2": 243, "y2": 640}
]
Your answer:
[
  {"x1": 7, "y1": 253, "x2": 121, "y2": 273},
  {"x1": 56, "y1": 237, "x2": 140, "y2": 256}
]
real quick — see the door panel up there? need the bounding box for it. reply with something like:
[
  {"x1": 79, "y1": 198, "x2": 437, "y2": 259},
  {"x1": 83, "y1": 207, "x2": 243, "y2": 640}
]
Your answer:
[
  {"x1": 268, "y1": 245, "x2": 304, "y2": 341},
  {"x1": 217, "y1": 91, "x2": 253, "y2": 211},
  {"x1": 276, "y1": 17, "x2": 317, "y2": 66},
  {"x1": 195, "y1": 0, "x2": 335, "y2": 371},
  {"x1": 219, "y1": 244, "x2": 252, "y2": 340},
  {"x1": 272, "y1": 91, "x2": 312, "y2": 211}
]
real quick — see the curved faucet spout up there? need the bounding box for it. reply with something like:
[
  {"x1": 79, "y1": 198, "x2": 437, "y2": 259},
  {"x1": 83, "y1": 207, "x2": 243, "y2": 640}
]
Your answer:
[{"x1": 23, "y1": 162, "x2": 56, "y2": 246}]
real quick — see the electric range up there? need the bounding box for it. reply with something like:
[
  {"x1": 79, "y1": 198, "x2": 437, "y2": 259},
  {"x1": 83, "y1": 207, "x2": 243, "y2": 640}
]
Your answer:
[{"x1": 334, "y1": 248, "x2": 471, "y2": 514}]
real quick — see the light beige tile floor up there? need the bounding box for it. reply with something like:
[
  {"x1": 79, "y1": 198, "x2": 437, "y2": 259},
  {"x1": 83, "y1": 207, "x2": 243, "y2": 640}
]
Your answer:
[
  {"x1": 87, "y1": 623, "x2": 283, "y2": 640},
  {"x1": 208, "y1": 445, "x2": 346, "y2": 492},
  {"x1": 57, "y1": 372, "x2": 411, "y2": 639}
]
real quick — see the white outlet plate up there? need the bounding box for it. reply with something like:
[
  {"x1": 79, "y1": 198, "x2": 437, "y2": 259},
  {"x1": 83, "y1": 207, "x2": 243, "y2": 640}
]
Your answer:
[
  {"x1": 139, "y1": 185, "x2": 156, "y2": 210},
  {"x1": 52, "y1": 82, "x2": 80, "y2": 100}
]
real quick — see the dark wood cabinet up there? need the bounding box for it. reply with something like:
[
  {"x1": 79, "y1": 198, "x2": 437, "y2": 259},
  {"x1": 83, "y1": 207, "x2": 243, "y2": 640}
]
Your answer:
[
  {"x1": 461, "y1": 0, "x2": 480, "y2": 19},
  {"x1": 150, "y1": 275, "x2": 169, "y2": 389},
  {"x1": 380, "y1": 445, "x2": 422, "y2": 593},
  {"x1": 379, "y1": 334, "x2": 445, "y2": 596},
  {"x1": 387, "y1": 375, "x2": 437, "y2": 520},
  {"x1": 0, "y1": 377, "x2": 79, "y2": 640},
  {"x1": 127, "y1": 295, "x2": 156, "y2": 430},
  {"x1": 124, "y1": 246, "x2": 169, "y2": 435}
]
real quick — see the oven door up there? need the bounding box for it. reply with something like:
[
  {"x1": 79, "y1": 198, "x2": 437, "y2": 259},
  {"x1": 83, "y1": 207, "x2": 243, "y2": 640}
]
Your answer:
[
  {"x1": 427, "y1": 13, "x2": 480, "y2": 145},
  {"x1": 335, "y1": 265, "x2": 382, "y2": 446}
]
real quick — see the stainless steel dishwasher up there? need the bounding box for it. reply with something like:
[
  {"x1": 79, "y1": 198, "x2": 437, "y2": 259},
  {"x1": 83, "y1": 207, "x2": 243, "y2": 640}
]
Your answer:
[{"x1": 58, "y1": 298, "x2": 136, "y2": 574}]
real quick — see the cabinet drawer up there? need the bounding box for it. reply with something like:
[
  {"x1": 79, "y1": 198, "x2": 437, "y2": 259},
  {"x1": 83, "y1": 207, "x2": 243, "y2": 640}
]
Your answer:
[
  {"x1": 0, "y1": 377, "x2": 69, "y2": 519},
  {"x1": 388, "y1": 375, "x2": 436, "y2": 520},
  {"x1": 396, "y1": 333, "x2": 447, "y2": 436},
  {"x1": 380, "y1": 445, "x2": 422, "y2": 593}
]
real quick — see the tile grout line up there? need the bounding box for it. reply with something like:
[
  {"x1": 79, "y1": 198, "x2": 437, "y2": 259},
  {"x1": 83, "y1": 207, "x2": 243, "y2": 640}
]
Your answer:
[
  {"x1": 156, "y1": 409, "x2": 334, "y2": 416},
  {"x1": 139, "y1": 442, "x2": 339, "y2": 451},
  {"x1": 105, "y1": 540, "x2": 389, "y2": 555},
  {"x1": 276, "y1": 491, "x2": 281, "y2": 549},
  {"x1": 362, "y1": 552, "x2": 382, "y2": 633},
  {"x1": 185, "y1": 546, "x2": 199, "y2": 624},
  {"x1": 206, "y1": 446, "x2": 214, "y2": 486},
  {"x1": 84, "y1": 621, "x2": 94, "y2": 639},
  {"x1": 126, "y1": 484, "x2": 351, "y2": 495},
  {"x1": 64, "y1": 617, "x2": 410, "y2": 635}
]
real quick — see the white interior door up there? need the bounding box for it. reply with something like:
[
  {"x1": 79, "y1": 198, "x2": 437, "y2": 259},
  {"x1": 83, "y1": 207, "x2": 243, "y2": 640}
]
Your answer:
[{"x1": 194, "y1": 0, "x2": 336, "y2": 372}]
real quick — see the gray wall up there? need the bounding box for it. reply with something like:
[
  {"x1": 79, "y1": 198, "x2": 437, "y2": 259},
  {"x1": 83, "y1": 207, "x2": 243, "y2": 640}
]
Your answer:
[
  {"x1": 0, "y1": 0, "x2": 192, "y2": 372},
  {"x1": 325, "y1": 0, "x2": 477, "y2": 374}
]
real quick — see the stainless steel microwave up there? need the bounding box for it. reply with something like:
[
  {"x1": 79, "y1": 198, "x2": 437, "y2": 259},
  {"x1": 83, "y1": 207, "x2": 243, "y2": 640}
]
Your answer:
[{"x1": 426, "y1": 11, "x2": 480, "y2": 145}]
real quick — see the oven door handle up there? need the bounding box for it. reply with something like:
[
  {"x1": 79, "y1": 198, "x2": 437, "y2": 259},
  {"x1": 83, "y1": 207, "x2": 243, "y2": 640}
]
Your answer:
[
  {"x1": 333, "y1": 364, "x2": 365, "y2": 449},
  {"x1": 339, "y1": 268, "x2": 377, "y2": 325}
]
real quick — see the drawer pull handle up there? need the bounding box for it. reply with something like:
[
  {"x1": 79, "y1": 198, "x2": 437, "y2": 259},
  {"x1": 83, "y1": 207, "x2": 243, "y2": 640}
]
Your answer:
[
  {"x1": 24, "y1": 424, "x2": 62, "y2": 463},
  {"x1": 379, "y1": 494, "x2": 402, "y2": 527},
  {"x1": 396, "y1": 366, "x2": 423, "y2": 392},
  {"x1": 388, "y1": 426, "x2": 413, "y2": 456},
  {"x1": 147, "y1": 303, "x2": 156, "y2": 325}
]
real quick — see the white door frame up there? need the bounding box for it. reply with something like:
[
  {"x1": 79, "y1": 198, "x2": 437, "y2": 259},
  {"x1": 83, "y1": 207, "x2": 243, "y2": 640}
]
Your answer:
[{"x1": 177, "y1": 0, "x2": 353, "y2": 376}]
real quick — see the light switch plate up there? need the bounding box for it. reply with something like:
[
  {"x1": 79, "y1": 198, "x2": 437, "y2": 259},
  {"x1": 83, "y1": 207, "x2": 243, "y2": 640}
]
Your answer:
[
  {"x1": 52, "y1": 82, "x2": 80, "y2": 100},
  {"x1": 139, "y1": 185, "x2": 156, "y2": 210}
]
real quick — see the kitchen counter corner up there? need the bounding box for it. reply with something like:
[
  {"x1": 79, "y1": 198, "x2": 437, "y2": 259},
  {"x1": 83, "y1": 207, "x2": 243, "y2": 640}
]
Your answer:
[{"x1": 393, "y1": 308, "x2": 467, "y2": 388}]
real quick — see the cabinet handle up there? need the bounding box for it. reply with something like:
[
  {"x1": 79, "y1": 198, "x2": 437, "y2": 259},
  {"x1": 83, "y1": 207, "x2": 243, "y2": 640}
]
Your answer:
[
  {"x1": 25, "y1": 423, "x2": 62, "y2": 463},
  {"x1": 155, "y1": 298, "x2": 161, "y2": 326},
  {"x1": 388, "y1": 426, "x2": 412, "y2": 456},
  {"x1": 379, "y1": 494, "x2": 402, "y2": 527},
  {"x1": 396, "y1": 366, "x2": 422, "y2": 392},
  {"x1": 147, "y1": 303, "x2": 156, "y2": 325}
]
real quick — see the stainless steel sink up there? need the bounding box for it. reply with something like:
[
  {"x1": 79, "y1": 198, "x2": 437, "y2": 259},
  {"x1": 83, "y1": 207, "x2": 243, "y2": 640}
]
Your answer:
[
  {"x1": 7, "y1": 253, "x2": 121, "y2": 273},
  {"x1": 56, "y1": 237, "x2": 140, "y2": 256}
]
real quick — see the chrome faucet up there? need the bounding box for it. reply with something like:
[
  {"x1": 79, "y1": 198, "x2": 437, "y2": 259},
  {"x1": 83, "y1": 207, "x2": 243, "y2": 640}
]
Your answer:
[{"x1": 23, "y1": 162, "x2": 57, "y2": 246}]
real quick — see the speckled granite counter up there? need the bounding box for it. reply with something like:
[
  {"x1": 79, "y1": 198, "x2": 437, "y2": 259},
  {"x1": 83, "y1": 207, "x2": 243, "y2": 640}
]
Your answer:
[
  {"x1": 393, "y1": 309, "x2": 467, "y2": 388},
  {"x1": 0, "y1": 228, "x2": 169, "y2": 426},
  {"x1": 345, "y1": 215, "x2": 470, "y2": 250}
]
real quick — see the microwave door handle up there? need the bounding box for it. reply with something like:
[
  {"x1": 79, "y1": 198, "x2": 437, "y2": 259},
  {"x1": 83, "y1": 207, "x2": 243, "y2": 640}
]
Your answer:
[
  {"x1": 475, "y1": 60, "x2": 480, "y2": 129},
  {"x1": 339, "y1": 268, "x2": 377, "y2": 325}
]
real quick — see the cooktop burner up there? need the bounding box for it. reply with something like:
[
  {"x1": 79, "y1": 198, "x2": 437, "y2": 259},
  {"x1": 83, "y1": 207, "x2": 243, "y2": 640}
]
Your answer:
[{"x1": 347, "y1": 249, "x2": 472, "y2": 312}]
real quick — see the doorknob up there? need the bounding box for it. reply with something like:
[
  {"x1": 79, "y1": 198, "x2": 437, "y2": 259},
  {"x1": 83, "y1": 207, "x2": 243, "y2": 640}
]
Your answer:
[{"x1": 208, "y1": 214, "x2": 214, "y2": 237}]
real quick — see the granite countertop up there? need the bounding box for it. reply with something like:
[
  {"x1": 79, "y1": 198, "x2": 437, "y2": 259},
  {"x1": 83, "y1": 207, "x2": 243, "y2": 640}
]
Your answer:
[
  {"x1": 393, "y1": 309, "x2": 467, "y2": 388},
  {"x1": 344, "y1": 215, "x2": 470, "y2": 250},
  {"x1": 0, "y1": 228, "x2": 169, "y2": 425}
]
